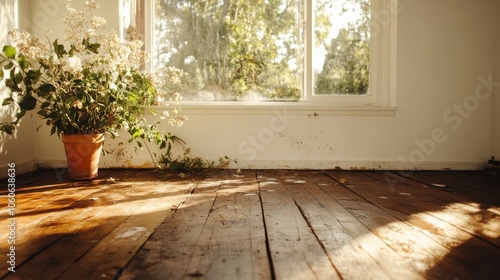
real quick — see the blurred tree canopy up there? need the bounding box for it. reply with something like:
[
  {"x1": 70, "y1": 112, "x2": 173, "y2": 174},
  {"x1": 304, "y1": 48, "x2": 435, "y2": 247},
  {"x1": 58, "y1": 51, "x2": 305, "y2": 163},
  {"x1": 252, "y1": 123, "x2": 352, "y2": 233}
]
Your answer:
[
  {"x1": 315, "y1": 0, "x2": 370, "y2": 95},
  {"x1": 153, "y1": 0, "x2": 370, "y2": 101}
]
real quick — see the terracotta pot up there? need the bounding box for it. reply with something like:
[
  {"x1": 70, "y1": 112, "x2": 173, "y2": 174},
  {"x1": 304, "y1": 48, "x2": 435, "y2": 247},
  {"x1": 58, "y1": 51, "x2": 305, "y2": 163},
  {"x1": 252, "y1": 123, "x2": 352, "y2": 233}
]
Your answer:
[{"x1": 61, "y1": 133, "x2": 105, "y2": 180}]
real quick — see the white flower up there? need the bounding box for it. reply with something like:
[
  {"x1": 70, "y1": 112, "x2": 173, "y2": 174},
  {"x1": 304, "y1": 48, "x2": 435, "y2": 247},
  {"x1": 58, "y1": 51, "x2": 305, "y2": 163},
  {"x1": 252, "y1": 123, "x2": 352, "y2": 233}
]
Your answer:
[
  {"x1": 63, "y1": 55, "x2": 82, "y2": 73},
  {"x1": 51, "y1": 53, "x2": 60, "y2": 64},
  {"x1": 85, "y1": 1, "x2": 101, "y2": 11},
  {"x1": 90, "y1": 16, "x2": 106, "y2": 29},
  {"x1": 109, "y1": 82, "x2": 118, "y2": 90},
  {"x1": 121, "y1": 121, "x2": 129, "y2": 130},
  {"x1": 85, "y1": 28, "x2": 96, "y2": 37}
]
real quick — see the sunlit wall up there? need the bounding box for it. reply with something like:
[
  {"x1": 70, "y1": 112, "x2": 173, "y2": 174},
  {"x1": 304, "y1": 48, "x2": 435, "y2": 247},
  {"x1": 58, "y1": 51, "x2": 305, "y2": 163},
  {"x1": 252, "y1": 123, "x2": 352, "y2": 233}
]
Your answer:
[{"x1": 2, "y1": 0, "x2": 500, "y2": 175}]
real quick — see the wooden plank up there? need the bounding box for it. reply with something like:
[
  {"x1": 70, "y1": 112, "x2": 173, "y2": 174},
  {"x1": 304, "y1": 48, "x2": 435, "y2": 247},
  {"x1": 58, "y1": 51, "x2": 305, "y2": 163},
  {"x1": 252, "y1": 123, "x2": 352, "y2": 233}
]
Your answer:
[
  {"x1": 282, "y1": 171, "x2": 424, "y2": 279},
  {"x1": 0, "y1": 179, "x2": 111, "y2": 278},
  {"x1": 4, "y1": 199, "x2": 128, "y2": 279},
  {"x1": 366, "y1": 171, "x2": 500, "y2": 248},
  {"x1": 3, "y1": 170, "x2": 193, "y2": 279},
  {"x1": 404, "y1": 170, "x2": 500, "y2": 193},
  {"x1": 3, "y1": 169, "x2": 499, "y2": 279},
  {"x1": 181, "y1": 170, "x2": 270, "y2": 279},
  {"x1": 277, "y1": 171, "x2": 402, "y2": 279},
  {"x1": 406, "y1": 171, "x2": 500, "y2": 215},
  {"x1": 361, "y1": 171, "x2": 500, "y2": 279},
  {"x1": 0, "y1": 177, "x2": 107, "y2": 225},
  {"x1": 119, "y1": 173, "x2": 222, "y2": 279},
  {"x1": 257, "y1": 170, "x2": 341, "y2": 280},
  {"x1": 3, "y1": 173, "x2": 191, "y2": 279},
  {"x1": 55, "y1": 177, "x2": 198, "y2": 279},
  {"x1": 0, "y1": 170, "x2": 127, "y2": 238},
  {"x1": 324, "y1": 171, "x2": 473, "y2": 279},
  {"x1": 395, "y1": 171, "x2": 499, "y2": 211},
  {"x1": 364, "y1": 172, "x2": 492, "y2": 245}
]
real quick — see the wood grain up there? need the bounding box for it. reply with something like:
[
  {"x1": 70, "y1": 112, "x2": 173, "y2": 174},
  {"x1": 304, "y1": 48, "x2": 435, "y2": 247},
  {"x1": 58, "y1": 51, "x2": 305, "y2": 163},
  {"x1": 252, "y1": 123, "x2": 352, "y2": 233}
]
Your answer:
[{"x1": 1, "y1": 169, "x2": 498, "y2": 280}]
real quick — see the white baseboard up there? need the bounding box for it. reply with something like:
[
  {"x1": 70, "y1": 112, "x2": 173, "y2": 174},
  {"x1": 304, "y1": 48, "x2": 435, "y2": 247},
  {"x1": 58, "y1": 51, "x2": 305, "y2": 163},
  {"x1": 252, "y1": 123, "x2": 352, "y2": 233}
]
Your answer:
[
  {"x1": 0, "y1": 159, "x2": 486, "y2": 181},
  {"x1": 32, "y1": 159, "x2": 486, "y2": 172},
  {"x1": 35, "y1": 158, "x2": 157, "y2": 169},
  {"x1": 235, "y1": 159, "x2": 486, "y2": 171}
]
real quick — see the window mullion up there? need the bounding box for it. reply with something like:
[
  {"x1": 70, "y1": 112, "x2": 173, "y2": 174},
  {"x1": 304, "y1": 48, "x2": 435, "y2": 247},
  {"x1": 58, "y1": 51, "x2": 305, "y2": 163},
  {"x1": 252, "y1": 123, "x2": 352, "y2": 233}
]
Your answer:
[{"x1": 305, "y1": 0, "x2": 314, "y2": 101}]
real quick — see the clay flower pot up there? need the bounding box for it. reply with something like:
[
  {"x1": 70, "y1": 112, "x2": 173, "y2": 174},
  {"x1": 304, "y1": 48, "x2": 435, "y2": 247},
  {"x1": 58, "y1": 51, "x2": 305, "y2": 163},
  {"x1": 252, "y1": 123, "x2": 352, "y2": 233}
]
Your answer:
[{"x1": 61, "y1": 133, "x2": 105, "y2": 180}]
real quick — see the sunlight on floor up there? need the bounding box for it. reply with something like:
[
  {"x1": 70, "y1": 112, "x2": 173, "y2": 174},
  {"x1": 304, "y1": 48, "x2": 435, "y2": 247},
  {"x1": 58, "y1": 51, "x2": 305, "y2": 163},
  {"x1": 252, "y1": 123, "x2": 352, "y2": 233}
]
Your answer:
[
  {"x1": 351, "y1": 201, "x2": 500, "y2": 275},
  {"x1": 432, "y1": 202, "x2": 500, "y2": 239}
]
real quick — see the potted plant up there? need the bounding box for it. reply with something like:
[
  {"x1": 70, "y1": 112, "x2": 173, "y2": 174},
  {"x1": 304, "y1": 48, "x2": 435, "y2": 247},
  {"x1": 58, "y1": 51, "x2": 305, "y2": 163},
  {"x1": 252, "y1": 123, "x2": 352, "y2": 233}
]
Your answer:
[{"x1": 0, "y1": 1, "x2": 187, "y2": 179}]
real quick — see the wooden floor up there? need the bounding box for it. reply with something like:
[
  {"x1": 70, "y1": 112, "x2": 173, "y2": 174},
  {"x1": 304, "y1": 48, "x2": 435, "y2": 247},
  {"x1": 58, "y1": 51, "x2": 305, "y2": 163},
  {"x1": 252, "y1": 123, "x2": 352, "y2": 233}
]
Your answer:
[{"x1": 1, "y1": 169, "x2": 499, "y2": 279}]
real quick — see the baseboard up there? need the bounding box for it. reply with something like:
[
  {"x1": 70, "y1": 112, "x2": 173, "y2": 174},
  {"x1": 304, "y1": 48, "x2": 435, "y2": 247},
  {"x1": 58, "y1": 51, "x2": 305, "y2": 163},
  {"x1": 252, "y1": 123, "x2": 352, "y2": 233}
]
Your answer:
[
  {"x1": 36, "y1": 158, "x2": 158, "y2": 169},
  {"x1": 235, "y1": 159, "x2": 487, "y2": 170},
  {"x1": 33, "y1": 159, "x2": 487, "y2": 171},
  {"x1": 0, "y1": 160, "x2": 38, "y2": 179}
]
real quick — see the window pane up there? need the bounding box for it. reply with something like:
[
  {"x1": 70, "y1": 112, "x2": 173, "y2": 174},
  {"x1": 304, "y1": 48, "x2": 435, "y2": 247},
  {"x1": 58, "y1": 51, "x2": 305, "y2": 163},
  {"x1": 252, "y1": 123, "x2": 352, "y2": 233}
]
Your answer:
[
  {"x1": 314, "y1": 0, "x2": 371, "y2": 95},
  {"x1": 153, "y1": 0, "x2": 304, "y2": 101}
]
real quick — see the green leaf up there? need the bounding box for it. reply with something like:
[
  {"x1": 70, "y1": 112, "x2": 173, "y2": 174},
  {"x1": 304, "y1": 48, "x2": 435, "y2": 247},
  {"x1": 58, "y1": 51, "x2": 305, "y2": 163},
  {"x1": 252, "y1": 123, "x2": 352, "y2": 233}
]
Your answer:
[
  {"x1": 5, "y1": 79, "x2": 19, "y2": 91},
  {"x1": 53, "y1": 39, "x2": 59, "y2": 54},
  {"x1": 88, "y1": 43, "x2": 100, "y2": 53},
  {"x1": 39, "y1": 83, "x2": 56, "y2": 93},
  {"x1": 132, "y1": 128, "x2": 143, "y2": 139},
  {"x1": 0, "y1": 69, "x2": 4, "y2": 80},
  {"x1": 159, "y1": 140, "x2": 166, "y2": 149},
  {"x1": 53, "y1": 39, "x2": 66, "y2": 56},
  {"x1": 2, "y1": 97, "x2": 14, "y2": 106},
  {"x1": 27, "y1": 70, "x2": 40, "y2": 80},
  {"x1": 18, "y1": 55, "x2": 30, "y2": 69},
  {"x1": 4, "y1": 61, "x2": 13, "y2": 70},
  {"x1": 37, "y1": 109, "x2": 47, "y2": 117},
  {"x1": 19, "y1": 94, "x2": 36, "y2": 110},
  {"x1": 14, "y1": 72, "x2": 23, "y2": 84},
  {"x1": 1, "y1": 123, "x2": 15, "y2": 135},
  {"x1": 16, "y1": 109, "x2": 26, "y2": 120},
  {"x1": 40, "y1": 101, "x2": 50, "y2": 108},
  {"x1": 109, "y1": 131, "x2": 119, "y2": 139},
  {"x1": 165, "y1": 142, "x2": 172, "y2": 155},
  {"x1": 3, "y1": 45, "x2": 16, "y2": 59},
  {"x1": 136, "y1": 141, "x2": 143, "y2": 148},
  {"x1": 4, "y1": 78, "x2": 13, "y2": 88}
]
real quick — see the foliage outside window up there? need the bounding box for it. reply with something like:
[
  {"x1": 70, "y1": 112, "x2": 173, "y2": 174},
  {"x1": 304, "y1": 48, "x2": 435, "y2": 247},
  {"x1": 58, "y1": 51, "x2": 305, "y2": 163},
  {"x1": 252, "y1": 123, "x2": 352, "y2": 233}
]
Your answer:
[{"x1": 149, "y1": 0, "x2": 371, "y2": 102}]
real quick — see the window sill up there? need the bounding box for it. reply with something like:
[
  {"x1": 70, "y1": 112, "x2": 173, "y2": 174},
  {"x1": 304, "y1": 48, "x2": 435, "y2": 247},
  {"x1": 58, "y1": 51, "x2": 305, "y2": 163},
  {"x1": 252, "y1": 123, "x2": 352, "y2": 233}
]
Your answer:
[{"x1": 168, "y1": 102, "x2": 396, "y2": 116}]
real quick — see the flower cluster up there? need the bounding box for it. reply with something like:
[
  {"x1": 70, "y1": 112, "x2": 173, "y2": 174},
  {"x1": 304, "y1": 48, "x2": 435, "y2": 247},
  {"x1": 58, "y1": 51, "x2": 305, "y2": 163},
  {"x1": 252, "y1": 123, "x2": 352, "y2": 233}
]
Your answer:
[{"x1": 0, "y1": 1, "x2": 186, "y2": 153}]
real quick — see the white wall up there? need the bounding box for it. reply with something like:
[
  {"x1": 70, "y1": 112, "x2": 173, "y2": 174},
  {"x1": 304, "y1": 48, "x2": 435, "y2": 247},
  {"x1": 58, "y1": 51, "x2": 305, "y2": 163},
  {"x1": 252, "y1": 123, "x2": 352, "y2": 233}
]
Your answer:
[
  {"x1": 391, "y1": 0, "x2": 496, "y2": 170},
  {"x1": 0, "y1": 0, "x2": 37, "y2": 176},
  {"x1": 4, "y1": 0, "x2": 500, "y2": 173}
]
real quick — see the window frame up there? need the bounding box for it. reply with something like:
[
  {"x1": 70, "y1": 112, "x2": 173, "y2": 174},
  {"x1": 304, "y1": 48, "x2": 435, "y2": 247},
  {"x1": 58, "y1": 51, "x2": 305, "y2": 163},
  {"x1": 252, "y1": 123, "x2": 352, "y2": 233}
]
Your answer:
[{"x1": 132, "y1": 0, "x2": 397, "y2": 116}]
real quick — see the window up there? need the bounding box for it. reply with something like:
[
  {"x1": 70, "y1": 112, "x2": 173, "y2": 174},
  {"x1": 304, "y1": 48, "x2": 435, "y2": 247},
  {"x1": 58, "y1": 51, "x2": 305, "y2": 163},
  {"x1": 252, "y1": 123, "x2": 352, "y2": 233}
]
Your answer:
[{"x1": 131, "y1": 0, "x2": 396, "y2": 113}]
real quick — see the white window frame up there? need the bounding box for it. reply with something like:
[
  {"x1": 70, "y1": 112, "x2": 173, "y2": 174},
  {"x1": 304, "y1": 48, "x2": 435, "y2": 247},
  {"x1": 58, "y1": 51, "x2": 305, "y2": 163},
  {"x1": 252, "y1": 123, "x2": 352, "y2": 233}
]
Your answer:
[{"x1": 129, "y1": 0, "x2": 398, "y2": 116}]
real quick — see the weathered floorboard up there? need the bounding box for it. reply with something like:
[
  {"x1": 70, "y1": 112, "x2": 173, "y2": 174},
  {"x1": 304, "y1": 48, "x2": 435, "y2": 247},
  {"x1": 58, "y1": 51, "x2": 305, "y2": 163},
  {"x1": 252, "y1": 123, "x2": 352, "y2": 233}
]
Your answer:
[
  {"x1": 58, "y1": 179, "x2": 198, "y2": 279},
  {"x1": 1, "y1": 179, "x2": 114, "y2": 279},
  {"x1": 119, "y1": 176, "x2": 221, "y2": 279},
  {"x1": 181, "y1": 170, "x2": 270, "y2": 279},
  {"x1": 327, "y1": 171, "x2": 500, "y2": 279},
  {"x1": 283, "y1": 171, "x2": 424, "y2": 279},
  {"x1": 0, "y1": 169, "x2": 498, "y2": 280},
  {"x1": 257, "y1": 171, "x2": 341, "y2": 280},
  {"x1": 325, "y1": 171, "x2": 482, "y2": 279}
]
